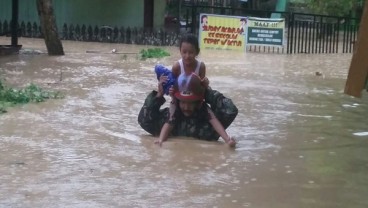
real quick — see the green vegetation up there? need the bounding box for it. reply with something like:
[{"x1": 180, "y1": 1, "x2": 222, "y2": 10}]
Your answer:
[
  {"x1": 139, "y1": 48, "x2": 170, "y2": 60},
  {"x1": 0, "y1": 80, "x2": 63, "y2": 113},
  {"x1": 304, "y1": 0, "x2": 364, "y2": 17}
]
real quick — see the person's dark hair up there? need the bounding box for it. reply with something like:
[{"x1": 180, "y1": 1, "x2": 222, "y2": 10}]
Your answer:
[
  {"x1": 179, "y1": 33, "x2": 200, "y2": 54},
  {"x1": 201, "y1": 15, "x2": 208, "y2": 23}
]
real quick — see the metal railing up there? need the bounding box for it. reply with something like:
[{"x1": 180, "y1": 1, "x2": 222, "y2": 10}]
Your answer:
[
  {"x1": 180, "y1": 4, "x2": 360, "y2": 54},
  {"x1": 0, "y1": 20, "x2": 181, "y2": 46},
  {"x1": 287, "y1": 13, "x2": 359, "y2": 54},
  {"x1": 0, "y1": 7, "x2": 360, "y2": 53}
]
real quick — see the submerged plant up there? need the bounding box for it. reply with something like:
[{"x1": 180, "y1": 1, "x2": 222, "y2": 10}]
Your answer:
[
  {"x1": 139, "y1": 48, "x2": 170, "y2": 60},
  {"x1": 0, "y1": 80, "x2": 63, "y2": 114}
]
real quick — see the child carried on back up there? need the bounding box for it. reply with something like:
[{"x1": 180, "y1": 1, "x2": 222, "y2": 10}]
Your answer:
[{"x1": 154, "y1": 34, "x2": 236, "y2": 147}]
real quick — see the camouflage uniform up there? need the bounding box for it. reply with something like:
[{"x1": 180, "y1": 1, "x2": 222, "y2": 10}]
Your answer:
[{"x1": 138, "y1": 88, "x2": 238, "y2": 141}]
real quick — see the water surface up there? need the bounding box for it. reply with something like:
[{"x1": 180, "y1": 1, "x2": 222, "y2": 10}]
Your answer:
[{"x1": 1, "y1": 37, "x2": 367, "y2": 208}]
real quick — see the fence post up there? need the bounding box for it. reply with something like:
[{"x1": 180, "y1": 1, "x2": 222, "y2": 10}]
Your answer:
[
  {"x1": 287, "y1": 13, "x2": 294, "y2": 54},
  {"x1": 191, "y1": 4, "x2": 197, "y2": 34},
  {"x1": 11, "y1": 0, "x2": 19, "y2": 46}
]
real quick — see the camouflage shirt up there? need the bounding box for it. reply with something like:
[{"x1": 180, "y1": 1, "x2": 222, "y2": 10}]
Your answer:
[{"x1": 138, "y1": 89, "x2": 238, "y2": 141}]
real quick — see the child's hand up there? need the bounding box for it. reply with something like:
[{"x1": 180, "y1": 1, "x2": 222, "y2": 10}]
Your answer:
[{"x1": 201, "y1": 77, "x2": 209, "y2": 88}]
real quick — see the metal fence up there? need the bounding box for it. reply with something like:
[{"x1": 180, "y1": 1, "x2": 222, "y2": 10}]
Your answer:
[
  {"x1": 180, "y1": 3, "x2": 360, "y2": 54},
  {"x1": 0, "y1": 20, "x2": 181, "y2": 46},
  {"x1": 287, "y1": 13, "x2": 359, "y2": 54},
  {"x1": 0, "y1": 6, "x2": 360, "y2": 54}
]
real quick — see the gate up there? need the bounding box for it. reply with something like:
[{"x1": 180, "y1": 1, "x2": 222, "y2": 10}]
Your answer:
[{"x1": 287, "y1": 13, "x2": 359, "y2": 54}]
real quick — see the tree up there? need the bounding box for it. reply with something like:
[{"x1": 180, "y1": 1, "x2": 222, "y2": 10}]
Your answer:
[
  {"x1": 36, "y1": 0, "x2": 64, "y2": 55},
  {"x1": 344, "y1": 0, "x2": 368, "y2": 98},
  {"x1": 305, "y1": 0, "x2": 359, "y2": 16}
]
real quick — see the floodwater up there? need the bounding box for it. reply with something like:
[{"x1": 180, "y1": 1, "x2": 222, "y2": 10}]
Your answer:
[{"x1": 0, "y1": 37, "x2": 368, "y2": 208}]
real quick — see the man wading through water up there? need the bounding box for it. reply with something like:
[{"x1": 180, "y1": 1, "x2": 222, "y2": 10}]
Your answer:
[{"x1": 138, "y1": 73, "x2": 238, "y2": 147}]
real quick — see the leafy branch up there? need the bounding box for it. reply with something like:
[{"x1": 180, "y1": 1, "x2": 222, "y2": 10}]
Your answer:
[{"x1": 0, "y1": 80, "x2": 63, "y2": 113}]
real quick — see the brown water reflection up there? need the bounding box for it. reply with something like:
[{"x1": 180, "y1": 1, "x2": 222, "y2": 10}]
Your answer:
[{"x1": 1, "y1": 38, "x2": 368, "y2": 208}]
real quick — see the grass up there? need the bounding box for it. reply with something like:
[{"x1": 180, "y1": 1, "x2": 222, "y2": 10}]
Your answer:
[
  {"x1": 0, "y1": 80, "x2": 63, "y2": 114},
  {"x1": 139, "y1": 48, "x2": 170, "y2": 60}
]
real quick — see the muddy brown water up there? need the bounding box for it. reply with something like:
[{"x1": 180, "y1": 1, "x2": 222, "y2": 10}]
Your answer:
[{"x1": 1, "y1": 37, "x2": 368, "y2": 208}]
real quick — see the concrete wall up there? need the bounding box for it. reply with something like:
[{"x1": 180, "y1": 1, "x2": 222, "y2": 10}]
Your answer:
[{"x1": 0, "y1": 0, "x2": 165, "y2": 29}]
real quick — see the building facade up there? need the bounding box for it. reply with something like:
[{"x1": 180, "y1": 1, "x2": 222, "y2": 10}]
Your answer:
[{"x1": 0, "y1": 0, "x2": 166, "y2": 30}]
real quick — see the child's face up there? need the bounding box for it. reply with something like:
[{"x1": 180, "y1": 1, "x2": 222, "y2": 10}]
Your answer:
[
  {"x1": 202, "y1": 17, "x2": 208, "y2": 25},
  {"x1": 180, "y1": 42, "x2": 198, "y2": 65}
]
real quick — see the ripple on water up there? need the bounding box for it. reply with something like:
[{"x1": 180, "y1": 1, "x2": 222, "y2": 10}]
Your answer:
[
  {"x1": 353, "y1": 132, "x2": 368, "y2": 137},
  {"x1": 1, "y1": 41, "x2": 368, "y2": 208}
]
